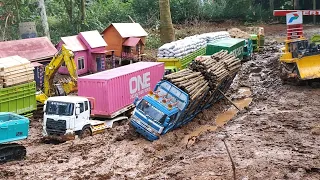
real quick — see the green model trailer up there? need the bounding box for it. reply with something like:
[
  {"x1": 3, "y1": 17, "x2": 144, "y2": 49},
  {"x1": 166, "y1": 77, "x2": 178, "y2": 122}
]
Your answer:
[
  {"x1": 158, "y1": 47, "x2": 206, "y2": 75},
  {"x1": 0, "y1": 81, "x2": 37, "y2": 117},
  {"x1": 206, "y1": 38, "x2": 245, "y2": 60}
]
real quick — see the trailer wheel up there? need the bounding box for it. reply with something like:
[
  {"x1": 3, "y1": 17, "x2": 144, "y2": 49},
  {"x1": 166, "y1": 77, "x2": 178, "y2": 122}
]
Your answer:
[{"x1": 80, "y1": 127, "x2": 91, "y2": 139}]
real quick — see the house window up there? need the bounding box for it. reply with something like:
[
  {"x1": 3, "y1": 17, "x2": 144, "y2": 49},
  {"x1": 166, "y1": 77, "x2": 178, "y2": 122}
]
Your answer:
[
  {"x1": 123, "y1": 46, "x2": 131, "y2": 53},
  {"x1": 77, "y1": 57, "x2": 85, "y2": 70}
]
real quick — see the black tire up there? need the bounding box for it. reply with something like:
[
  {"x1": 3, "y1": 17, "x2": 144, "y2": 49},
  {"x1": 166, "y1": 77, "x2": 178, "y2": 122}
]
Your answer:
[{"x1": 80, "y1": 127, "x2": 91, "y2": 139}]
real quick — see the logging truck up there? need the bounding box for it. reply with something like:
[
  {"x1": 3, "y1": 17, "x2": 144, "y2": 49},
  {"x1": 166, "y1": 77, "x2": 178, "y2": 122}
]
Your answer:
[{"x1": 130, "y1": 50, "x2": 241, "y2": 141}]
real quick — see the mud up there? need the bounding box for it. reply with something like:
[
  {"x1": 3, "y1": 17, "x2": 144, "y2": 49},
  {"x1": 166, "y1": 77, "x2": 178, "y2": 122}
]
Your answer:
[{"x1": 1, "y1": 24, "x2": 320, "y2": 180}]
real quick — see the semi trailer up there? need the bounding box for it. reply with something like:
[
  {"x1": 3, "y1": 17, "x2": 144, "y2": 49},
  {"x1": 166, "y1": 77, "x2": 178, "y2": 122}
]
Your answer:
[{"x1": 42, "y1": 62, "x2": 165, "y2": 140}]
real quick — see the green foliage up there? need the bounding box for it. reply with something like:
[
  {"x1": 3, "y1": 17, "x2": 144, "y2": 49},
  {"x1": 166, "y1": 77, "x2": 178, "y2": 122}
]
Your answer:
[
  {"x1": 0, "y1": 0, "x2": 317, "y2": 43},
  {"x1": 145, "y1": 30, "x2": 161, "y2": 50}
]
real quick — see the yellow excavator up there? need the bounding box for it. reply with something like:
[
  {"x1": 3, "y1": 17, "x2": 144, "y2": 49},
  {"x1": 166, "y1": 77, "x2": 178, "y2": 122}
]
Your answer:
[{"x1": 36, "y1": 45, "x2": 78, "y2": 104}]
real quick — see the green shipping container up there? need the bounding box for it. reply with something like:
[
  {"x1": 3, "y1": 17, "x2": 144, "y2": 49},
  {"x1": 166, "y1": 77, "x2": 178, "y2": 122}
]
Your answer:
[
  {"x1": 0, "y1": 81, "x2": 36, "y2": 115},
  {"x1": 206, "y1": 38, "x2": 245, "y2": 59}
]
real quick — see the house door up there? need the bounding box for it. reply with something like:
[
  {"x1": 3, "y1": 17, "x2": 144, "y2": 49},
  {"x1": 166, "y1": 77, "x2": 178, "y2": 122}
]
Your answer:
[
  {"x1": 96, "y1": 55, "x2": 105, "y2": 72},
  {"x1": 96, "y1": 56, "x2": 102, "y2": 72}
]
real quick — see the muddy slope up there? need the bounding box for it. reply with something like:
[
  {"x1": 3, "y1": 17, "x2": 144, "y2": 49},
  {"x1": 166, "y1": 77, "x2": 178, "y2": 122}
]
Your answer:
[{"x1": 1, "y1": 26, "x2": 320, "y2": 180}]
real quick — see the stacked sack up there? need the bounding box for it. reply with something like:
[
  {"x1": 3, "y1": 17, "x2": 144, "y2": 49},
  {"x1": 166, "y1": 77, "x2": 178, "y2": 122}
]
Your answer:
[
  {"x1": 198, "y1": 31, "x2": 231, "y2": 43},
  {"x1": 157, "y1": 35, "x2": 206, "y2": 59},
  {"x1": 0, "y1": 55, "x2": 34, "y2": 88},
  {"x1": 157, "y1": 31, "x2": 230, "y2": 59}
]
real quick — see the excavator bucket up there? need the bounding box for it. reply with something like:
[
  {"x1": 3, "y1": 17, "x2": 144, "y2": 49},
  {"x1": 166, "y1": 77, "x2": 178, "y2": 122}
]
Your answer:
[{"x1": 296, "y1": 54, "x2": 320, "y2": 80}]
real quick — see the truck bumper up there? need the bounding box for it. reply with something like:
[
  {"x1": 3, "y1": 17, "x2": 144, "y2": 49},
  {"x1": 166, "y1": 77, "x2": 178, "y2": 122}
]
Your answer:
[
  {"x1": 130, "y1": 118, "x2": 159, "y2": 141},
  {"x1": 42, "y1": 128, "x2": 76, "y2": 142}
]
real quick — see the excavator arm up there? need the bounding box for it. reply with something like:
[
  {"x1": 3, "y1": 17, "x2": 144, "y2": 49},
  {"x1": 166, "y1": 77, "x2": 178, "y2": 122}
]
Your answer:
[{"x1": 37, "y1": 45, "x2": 78, "y2": 104}]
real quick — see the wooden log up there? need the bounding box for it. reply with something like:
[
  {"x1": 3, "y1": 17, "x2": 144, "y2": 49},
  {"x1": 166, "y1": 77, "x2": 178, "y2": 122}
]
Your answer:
[{"x1": 171, "y1": 72, "x2": 202, "y2": 82}]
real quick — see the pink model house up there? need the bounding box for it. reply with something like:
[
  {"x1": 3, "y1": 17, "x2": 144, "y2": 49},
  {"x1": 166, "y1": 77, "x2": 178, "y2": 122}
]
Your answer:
[{"x1": 57, "y1": 30, "x2": 107, "y2": 75}]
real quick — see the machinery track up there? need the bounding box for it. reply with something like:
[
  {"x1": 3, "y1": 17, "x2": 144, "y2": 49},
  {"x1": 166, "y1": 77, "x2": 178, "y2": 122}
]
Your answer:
[
  {"x1": 279, "y1": 62, "x2": 303, "y2": 85},
  {"x1": 0, "y1": 143, "x2": 26, "y2": 163}
]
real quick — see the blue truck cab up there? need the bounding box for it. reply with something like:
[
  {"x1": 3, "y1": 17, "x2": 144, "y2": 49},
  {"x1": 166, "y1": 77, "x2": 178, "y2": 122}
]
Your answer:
[
  {"x1": 130, "y1": 81, "x2": 189, "y2": 141},
  {"x1": 243, "y1": 38, "x2": 253, "y2": 61}
]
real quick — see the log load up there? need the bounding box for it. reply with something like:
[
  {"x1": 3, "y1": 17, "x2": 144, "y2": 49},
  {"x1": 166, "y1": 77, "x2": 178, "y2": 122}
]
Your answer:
[
  {"x1": 163, "y1": 50, "x2": 241, "y2": 106},
  {"x1": 0, "y1": 56, "x2": 34, "y2": 88}
]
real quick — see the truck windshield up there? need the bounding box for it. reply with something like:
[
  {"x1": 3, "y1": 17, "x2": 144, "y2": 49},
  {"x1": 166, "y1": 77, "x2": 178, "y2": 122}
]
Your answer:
[
  {"x1": 46, "y1": 101, "x2": 74, "y2": 116},
  {"x1": 137, "y1": 100, "x2": 166, "y2": 124}
]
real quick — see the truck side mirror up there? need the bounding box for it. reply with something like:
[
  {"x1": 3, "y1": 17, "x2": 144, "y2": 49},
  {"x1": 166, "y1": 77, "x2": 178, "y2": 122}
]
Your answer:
[
  {"x1": 75, "y1": 107, "x2": 80, "y2": 115},
  {"x1": 133, "y1": 97, "x2": 139, "y2": 106},
  {"x1": 163, "y1": 116, "x2": 170, "y2": 127}
]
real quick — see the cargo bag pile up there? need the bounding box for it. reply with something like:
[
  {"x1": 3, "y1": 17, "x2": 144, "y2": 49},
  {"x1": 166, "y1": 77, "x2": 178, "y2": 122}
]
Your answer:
[
  {"x1": 0, "y1": 56, "x2": 34, "y2": 88},
  {"x1": 157, "y1": 31, "x2": 231, "y2": 59}
]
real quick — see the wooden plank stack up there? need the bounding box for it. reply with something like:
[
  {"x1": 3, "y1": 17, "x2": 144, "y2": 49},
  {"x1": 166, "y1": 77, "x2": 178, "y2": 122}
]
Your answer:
[
  {"x1": 0, "y1": 56, "x2": 34, "y2": 88},
  {"x1": 163, "y1": 50, "x2": 241, "y2": 104}
]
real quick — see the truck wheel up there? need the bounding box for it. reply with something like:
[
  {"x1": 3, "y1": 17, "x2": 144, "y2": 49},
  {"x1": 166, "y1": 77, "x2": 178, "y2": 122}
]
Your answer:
[{"x1": 80, "y1": 127, "x2": 91, "y2": 139}]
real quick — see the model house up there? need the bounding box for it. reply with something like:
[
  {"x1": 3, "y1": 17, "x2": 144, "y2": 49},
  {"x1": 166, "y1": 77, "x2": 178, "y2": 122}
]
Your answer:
[
  {"x1": 0, "y1": 37, "x2": 57, "y2": 88},
  {"x1": 57, "y1": 30, "x2": 108, "y2": 75},
  {"x1": 101, "y1": 23, "x2": 148, "y2": 58}
]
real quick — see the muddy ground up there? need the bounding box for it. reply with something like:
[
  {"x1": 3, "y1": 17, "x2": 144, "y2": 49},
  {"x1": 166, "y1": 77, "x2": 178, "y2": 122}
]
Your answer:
[{"x1": 1, "y1": 24, "x2": 320, "y2": 180}]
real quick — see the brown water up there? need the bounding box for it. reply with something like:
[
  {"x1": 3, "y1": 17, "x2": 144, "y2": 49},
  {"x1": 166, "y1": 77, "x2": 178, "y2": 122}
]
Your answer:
[{"x1": 183, "y1": 87, "x2": 252, "y2": 147}]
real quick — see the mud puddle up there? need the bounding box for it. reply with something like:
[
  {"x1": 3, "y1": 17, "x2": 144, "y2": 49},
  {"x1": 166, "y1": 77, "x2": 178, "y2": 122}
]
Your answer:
[{"x1": 183, "y1": 87, "x2": 252, "y2": 147}]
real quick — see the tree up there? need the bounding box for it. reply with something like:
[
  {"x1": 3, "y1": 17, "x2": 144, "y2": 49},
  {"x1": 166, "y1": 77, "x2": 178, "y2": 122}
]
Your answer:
[
  {"x1": 159, "y1": 0, "x2": 175, "y2": 43},
  {"x1": 38, "y1": 0, "x2": 50, "y2": 40},
  {"x1": 269, "y1": 0, "x2": 274, "y2": 12},
  {"x1": 293, "y1": 0, "x2": 299, "y2": 9}
]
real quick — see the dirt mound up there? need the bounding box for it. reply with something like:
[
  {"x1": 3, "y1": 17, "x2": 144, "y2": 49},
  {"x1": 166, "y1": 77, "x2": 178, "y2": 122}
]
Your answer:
[{"x1": 228, "y1": 28, "x2": 251, "y2": 39}]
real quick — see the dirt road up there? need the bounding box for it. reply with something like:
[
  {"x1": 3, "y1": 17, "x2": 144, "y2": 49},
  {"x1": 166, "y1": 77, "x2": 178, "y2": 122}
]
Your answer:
[{"x1": 1, "y1": 24, "x2": 320, "y2": 180}]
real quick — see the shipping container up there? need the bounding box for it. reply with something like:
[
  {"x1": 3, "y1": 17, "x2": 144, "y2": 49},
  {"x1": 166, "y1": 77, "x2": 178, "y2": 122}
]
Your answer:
[
  {"x1": 78, "y1": 62, "x2": 165, "y2": 117},
  {"x1": 206, "y1": 38, "x2": 245, "y2": 59},
  {"x1": 0, "y1": 81, "x2": 37, "y2": 115}
]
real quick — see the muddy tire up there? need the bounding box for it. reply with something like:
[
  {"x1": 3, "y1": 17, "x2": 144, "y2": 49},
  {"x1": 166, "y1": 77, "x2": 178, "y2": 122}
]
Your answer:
[{"x1": 80, "y1": 127, "x2": 92, "y2": 139}]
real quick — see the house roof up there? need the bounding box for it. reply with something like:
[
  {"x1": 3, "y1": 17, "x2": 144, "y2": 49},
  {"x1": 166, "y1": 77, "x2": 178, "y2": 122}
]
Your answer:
[
  {"x1": 61, "y1": 35, "x2": 88, "y2": 52},
  {"x1": 102, "y1": 23, "x2": 148, "y2": 38},
  {"x1": 80, "y1": 30, "x2": 107, "y2": 49},
  {"x1": 0, "y1": 37, "x2": 57, "y2": 62},
  {"x1": 123, "y1": 37, "x2": 144, "y2": 47}
]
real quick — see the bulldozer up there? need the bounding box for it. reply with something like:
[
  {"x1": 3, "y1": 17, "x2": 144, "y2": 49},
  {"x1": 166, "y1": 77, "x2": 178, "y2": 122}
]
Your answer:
[
  {"x1": 279, "y1": 33, "x2": 320, "y2": 85},
  {"x1": 36, "y1": 44, "x2": 78, "y2": 104},
  {"x1": 274, "y1": 10, "x2": 320, "y2": 85}
]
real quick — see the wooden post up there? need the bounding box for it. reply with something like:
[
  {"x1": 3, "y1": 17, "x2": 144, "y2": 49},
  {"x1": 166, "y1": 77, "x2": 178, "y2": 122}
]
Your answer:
[
  {"x1": 218, "y1": 89, "x2": 241, "y2": 111},
  {"x1": 314, "y1": 0, "x2": 317, "y2": 24},
  {"x1": 112, "y1": 51, "x2": 115, "y2": 68}
]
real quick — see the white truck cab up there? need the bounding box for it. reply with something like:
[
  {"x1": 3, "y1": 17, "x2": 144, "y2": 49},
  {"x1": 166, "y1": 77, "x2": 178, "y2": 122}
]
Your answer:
[{"x1": 43, "y1": 96, "x2": 104, "y2": 140}]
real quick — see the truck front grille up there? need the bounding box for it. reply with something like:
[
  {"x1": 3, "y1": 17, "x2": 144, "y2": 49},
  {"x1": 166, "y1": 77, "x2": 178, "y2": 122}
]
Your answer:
[{"x1": 46, "y1": 118, "x2": 66, "y2": 136}]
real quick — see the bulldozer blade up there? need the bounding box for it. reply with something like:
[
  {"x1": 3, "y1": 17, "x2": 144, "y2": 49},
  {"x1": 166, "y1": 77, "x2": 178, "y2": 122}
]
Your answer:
[{"x1": 296, "y1": 55, "x2": 320, "y2": 80}]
